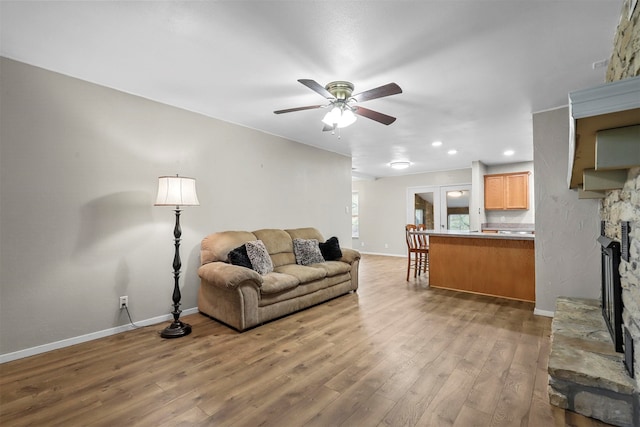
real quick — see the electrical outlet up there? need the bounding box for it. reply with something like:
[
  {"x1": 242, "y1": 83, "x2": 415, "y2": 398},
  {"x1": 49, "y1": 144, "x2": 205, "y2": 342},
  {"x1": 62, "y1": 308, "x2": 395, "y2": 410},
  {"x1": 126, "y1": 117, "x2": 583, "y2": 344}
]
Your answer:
[{"x1": 119, "y1": 296, "x2": 128, "y2": 309}]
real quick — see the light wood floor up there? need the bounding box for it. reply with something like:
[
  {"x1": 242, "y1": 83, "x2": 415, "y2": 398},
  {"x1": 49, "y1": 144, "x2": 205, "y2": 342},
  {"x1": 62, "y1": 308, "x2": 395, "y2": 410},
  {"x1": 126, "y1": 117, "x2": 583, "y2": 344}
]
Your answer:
[{"x1": 1, "y1": 254, "x2": 610, "y2": 426}]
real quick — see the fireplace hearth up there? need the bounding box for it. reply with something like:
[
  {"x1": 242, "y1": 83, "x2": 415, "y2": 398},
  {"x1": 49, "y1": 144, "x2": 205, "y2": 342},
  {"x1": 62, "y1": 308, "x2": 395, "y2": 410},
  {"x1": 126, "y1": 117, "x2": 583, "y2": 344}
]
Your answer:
[{"x1": 548, "y1": 297, "x2": 639, "y2": 426}]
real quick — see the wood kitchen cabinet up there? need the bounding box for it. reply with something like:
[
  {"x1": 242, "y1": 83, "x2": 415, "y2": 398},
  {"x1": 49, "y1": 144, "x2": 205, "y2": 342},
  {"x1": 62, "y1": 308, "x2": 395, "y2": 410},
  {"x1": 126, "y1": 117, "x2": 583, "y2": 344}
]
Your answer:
[{"x1": 484, "y1": 172, "x2": 530, "y2": 210}]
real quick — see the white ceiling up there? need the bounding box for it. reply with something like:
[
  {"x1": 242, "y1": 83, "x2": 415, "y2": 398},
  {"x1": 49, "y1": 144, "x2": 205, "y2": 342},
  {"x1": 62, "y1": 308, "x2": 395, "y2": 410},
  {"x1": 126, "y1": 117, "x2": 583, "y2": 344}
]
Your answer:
[{"x1": 0, "y1": 1, "x2": 623, "y2": 179}]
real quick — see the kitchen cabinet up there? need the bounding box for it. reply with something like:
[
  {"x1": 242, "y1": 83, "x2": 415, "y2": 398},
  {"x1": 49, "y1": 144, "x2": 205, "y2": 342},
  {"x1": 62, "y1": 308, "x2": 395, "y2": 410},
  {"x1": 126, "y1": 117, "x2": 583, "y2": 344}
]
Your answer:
[{"x1": 484, "y1": 172, "x2": 530, "y2": 210}]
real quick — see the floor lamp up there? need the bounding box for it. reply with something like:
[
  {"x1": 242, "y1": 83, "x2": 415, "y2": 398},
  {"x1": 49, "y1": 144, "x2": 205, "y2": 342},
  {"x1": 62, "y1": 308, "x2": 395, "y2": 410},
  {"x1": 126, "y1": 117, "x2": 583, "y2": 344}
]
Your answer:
[{"x1": 155, "y1": 175, "x2": 200, "y2": 338}]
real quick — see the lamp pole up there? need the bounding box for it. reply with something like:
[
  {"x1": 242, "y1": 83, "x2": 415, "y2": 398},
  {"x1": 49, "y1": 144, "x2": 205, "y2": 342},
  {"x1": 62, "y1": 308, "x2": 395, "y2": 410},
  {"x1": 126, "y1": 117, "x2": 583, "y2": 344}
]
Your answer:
[{"x1": 160, "y1": 207, "x2": 191, "y2": 338}]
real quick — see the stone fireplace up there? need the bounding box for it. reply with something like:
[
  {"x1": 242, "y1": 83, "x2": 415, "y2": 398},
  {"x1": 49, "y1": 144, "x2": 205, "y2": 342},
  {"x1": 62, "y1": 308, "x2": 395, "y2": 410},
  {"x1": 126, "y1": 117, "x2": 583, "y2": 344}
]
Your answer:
[
  {"x1": 602, "y1": 167, "x2": 640, "y2": 382},
  {"x1": 546, "y1": 1, "x2": 640, "y2": 425},
  {"x1": 601, "y1": 0, "x2": 640, "y2": 409},
  {"x1": 548, "y1": 183, "x2": 639, "y2": 425}
]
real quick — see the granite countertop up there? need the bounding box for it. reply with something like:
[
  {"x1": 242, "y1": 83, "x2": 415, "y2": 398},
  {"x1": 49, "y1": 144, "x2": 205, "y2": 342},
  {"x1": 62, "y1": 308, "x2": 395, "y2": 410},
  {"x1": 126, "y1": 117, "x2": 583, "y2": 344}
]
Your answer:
[
  {"x1": 423, "y1": 230, "x2": 535, "y2": 240},
  {"x1": 481, "y1": 222, "x2": 535, "y2": 233}
]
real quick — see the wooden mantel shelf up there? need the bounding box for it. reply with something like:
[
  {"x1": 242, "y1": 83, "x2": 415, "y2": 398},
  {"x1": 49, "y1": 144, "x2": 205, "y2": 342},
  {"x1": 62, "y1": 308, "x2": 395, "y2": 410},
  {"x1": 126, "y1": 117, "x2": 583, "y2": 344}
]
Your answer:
[{"x1": 568, "y1": 76, "x2": 640, "y2": 190}]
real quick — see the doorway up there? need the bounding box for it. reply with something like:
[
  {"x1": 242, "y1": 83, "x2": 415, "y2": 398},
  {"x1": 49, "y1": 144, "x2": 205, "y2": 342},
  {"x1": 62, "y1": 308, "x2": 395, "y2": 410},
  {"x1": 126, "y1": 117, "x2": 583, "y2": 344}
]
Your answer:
[{"x1": 407, "y1": 184, "x2": 471, "y2": 231}]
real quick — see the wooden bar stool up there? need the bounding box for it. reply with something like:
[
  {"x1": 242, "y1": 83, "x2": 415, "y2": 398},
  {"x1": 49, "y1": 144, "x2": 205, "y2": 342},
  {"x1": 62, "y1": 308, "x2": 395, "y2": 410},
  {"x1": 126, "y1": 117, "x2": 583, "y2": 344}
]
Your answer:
[
  {"x1": 405, "y1": 224, "x2": 429, "y2": 281},
  {"x1": 417, "y1": 224, "x2": 429, "y2": 273}
]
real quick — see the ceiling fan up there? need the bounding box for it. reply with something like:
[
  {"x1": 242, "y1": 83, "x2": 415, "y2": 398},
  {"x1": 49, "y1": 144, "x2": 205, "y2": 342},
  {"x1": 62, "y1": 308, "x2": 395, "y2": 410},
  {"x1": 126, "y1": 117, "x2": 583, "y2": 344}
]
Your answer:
[{"x1": 274, "y1": 79, "x2": 402, "y2": 131}]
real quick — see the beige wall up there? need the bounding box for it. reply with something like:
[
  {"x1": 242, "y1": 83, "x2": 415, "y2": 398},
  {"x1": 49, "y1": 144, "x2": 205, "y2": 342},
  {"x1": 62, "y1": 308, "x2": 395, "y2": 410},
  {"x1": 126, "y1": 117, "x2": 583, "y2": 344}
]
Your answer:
[
  {"x1": 533, "y1": 107, "x2": 601, "y2": 313},
  {"x1": 0, "y1": 58, "x2": 352, "y2": 356},
  {"x1": 352, "y1": 168, "x2": 472, "y2": 256}
]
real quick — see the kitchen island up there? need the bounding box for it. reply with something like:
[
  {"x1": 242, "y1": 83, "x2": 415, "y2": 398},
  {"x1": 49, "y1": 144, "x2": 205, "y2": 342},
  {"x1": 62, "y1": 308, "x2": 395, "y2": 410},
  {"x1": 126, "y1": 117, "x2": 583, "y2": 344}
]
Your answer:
[{"x1": 425, "y1": 230, "x2": 535, "y2": 302}]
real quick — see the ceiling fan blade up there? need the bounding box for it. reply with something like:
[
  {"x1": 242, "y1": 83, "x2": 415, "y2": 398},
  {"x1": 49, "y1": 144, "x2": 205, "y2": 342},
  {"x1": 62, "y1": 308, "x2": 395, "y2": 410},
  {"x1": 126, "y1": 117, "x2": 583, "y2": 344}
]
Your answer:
[
  {"x1": 352, "y1": 83, "x2": 402, "y2": 103},
  {"x1": 354, "y1": 106, "x2": 397, "y2": 125},
  {"x1": 274, "y1": 105, "x2": 324, "y2": 114},
  {"x1": 298, "y1": 79, "x2": 335, "y2": 99}
]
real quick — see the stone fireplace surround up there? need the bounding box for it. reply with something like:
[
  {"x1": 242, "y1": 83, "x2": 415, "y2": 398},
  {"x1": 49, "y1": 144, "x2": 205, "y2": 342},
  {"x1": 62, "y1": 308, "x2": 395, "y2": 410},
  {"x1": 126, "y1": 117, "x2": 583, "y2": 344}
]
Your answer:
[
  {"x1": 547, "y1": 2, "x2": 639, "y2": 425},
  {"x1": 548, "y1": 169, "x2": 640, "y2": 427}
]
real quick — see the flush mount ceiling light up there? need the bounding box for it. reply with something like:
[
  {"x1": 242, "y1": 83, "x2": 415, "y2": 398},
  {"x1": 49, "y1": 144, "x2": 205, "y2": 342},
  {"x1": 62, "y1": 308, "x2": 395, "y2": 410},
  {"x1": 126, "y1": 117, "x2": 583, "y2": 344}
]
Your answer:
[
  {"x1": 390, "y1": 161, "x2": 411, "y2": 170},
  {"x1": 447, "y1": 149, "x2": 457, "y2": 155},
  {"x1": 504, "y1": 150, "x2": 515, "y2": 156},
  {"x1": 448, "y1": 190, "x2": 463, "y2": 198},
  {"x1": 432, "y1": 141, "x2": 443, "y2": 147}
]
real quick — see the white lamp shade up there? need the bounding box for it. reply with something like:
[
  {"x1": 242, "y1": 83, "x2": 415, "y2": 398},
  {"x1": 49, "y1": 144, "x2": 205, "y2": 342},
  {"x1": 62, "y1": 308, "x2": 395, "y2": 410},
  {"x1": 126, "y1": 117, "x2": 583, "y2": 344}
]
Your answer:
[{"x1": 154, "y1": 175, "x2": 200, "y2": 207}]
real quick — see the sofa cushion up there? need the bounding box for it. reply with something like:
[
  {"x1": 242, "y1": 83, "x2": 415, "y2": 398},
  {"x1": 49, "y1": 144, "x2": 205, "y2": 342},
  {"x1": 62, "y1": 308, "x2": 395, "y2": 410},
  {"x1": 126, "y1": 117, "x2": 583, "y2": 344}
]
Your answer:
[
  {"x1": 246, "y1": 240, "x2": 273, "y2": 275},
  {"x1": 286, "y1": 227, "x2": 324, "y2": 242},
  {"x1": 227, "y1": 244, "x2": 253, "y2": 270},
  {"x1": 259, "y1": 272, "x2": 351, "y2": 307},
  {"x1": 254, "y1": 229, "x2": 295, "y2": 268},
  {"x1": 313, "y1": 260, "x2": 352, "y2": 276},
  {"x1": 260, "y1": 272, "x2": 300, "y2": 294},
  {"x1": 275, "y1": 263, "x2": 326, "y2": 282},
  {"x1": 293, "y1": 238, "x2": 325, "y2": 265},
  {"x1": 319, "y1": 236, "x2": 343, "y2": 261}
]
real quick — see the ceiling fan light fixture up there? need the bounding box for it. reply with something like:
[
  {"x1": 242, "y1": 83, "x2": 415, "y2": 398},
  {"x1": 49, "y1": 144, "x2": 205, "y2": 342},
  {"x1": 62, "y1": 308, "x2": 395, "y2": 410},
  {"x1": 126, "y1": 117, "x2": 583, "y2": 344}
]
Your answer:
[
  {"x1": 321, "y1": 105, "x2": 357, "y2": 128},
  {"x1": 338, "y1": 108, "x2": 357, "y2": 128},
  {"x1": 322, "y1": 107, "x2": 340, "y2": 126},
  {"x1": 390, "y1": 161, "x2": 410, "y2": 170}
]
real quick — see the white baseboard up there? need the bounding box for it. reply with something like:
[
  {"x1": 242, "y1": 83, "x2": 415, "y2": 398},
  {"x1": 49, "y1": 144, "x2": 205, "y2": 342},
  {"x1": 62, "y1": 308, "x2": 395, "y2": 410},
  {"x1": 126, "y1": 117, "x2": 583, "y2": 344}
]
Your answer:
[
  {"x1": 534, "y1": 308, "x2": 555, "y2": 318},
  {"x1": 360, "y1": 251, "x2": 406, "y2": 258},
  {"x1": 0, "y1": 307, "x2": 199, "y2": 364}
]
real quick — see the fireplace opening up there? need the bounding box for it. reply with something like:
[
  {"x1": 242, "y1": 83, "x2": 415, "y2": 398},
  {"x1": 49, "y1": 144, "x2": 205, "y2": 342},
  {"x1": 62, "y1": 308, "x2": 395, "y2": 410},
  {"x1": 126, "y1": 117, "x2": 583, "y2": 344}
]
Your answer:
[{"x1": 598, "y1": 235, "x2": 623, "y2": 353}]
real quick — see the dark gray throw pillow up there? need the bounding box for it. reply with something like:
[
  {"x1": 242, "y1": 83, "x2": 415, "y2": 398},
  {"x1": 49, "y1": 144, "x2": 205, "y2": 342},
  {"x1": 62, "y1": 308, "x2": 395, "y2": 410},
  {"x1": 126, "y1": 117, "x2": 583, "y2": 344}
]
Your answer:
[
  {"x1": 227, "y1": 244, "x2": 253, "y2": 270},
  {"x1": 319, "y1": 236, "x2": 342, "y2": 261}
]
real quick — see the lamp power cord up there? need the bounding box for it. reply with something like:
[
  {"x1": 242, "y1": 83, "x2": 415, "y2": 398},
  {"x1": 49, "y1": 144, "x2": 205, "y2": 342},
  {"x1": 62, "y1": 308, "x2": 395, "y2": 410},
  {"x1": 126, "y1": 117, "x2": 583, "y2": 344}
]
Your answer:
[{"x1": 123, "y1": 305, "x2": 141, "y2": 329}]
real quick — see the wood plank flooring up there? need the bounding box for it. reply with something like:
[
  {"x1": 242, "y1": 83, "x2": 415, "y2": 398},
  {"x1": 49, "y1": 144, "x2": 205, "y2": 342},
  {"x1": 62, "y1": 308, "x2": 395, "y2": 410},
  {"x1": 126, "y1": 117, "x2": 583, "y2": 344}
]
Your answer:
[{"x1": 0, "y1": 254, "x2": 611, "y2": 426}]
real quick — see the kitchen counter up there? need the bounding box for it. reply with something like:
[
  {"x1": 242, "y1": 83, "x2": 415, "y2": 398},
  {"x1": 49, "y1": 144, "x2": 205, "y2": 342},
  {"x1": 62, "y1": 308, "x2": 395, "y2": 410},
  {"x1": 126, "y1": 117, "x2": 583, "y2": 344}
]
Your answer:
[
  {"x1": 481, "y1": 222, "x2": 535, "y2": 234},
  {"x1": 424, "y1": 230, "x2": 534, "y2": 240},
  {"x1": 426, "y1": 232, "x2": 535, "y2": 302}
]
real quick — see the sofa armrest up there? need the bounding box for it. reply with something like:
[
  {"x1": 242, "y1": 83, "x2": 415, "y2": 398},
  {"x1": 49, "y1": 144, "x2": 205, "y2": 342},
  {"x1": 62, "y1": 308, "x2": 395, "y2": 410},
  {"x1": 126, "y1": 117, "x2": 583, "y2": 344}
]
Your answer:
[
  {"x1": 198, "y1": 262, "x2": 263, "y2": 289},
  {"x1": 339, "y1": 247, "x2": 361, "y2": 264}
]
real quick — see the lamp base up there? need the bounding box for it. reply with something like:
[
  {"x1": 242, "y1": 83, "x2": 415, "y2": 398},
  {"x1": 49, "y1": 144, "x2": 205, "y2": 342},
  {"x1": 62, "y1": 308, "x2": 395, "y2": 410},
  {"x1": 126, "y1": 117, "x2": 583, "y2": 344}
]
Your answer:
[{"x1": 160, "y1": 320, "x2": 192, "y2": 339}]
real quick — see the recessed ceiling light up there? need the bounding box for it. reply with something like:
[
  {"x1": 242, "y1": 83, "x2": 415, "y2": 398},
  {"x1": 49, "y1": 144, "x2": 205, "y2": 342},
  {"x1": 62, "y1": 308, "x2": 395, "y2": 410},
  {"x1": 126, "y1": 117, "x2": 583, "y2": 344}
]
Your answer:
[
  {"x1": 504, "y1": 150, "x2": 515, "y2": 156},
  {"x1": 447, "y1": 149, "x2": 457, "y2": 155},
  {"x1": 432, "y1": 141, "x2": 443, "y2": 147},
  {"x1": 390, "y1": 161, "x2": 410, "y2": 170}
]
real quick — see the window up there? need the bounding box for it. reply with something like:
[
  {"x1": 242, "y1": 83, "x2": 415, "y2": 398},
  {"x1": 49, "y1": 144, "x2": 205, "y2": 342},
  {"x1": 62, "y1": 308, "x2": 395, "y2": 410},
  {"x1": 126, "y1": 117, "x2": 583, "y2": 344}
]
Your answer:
[
  {"x1": 352, "y1": 192, "x2": 359, "y2": 238},
  {"x1": 448, "y1": 214, "x2": 470, "y2": 230}
]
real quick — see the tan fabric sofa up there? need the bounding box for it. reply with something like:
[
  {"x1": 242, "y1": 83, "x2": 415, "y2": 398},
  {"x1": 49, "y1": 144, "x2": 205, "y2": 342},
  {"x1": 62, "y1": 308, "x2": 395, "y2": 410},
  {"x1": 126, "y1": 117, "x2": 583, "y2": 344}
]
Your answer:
[{"x1": 197, "y1": 227, "x2": 360, "y2": 331}]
